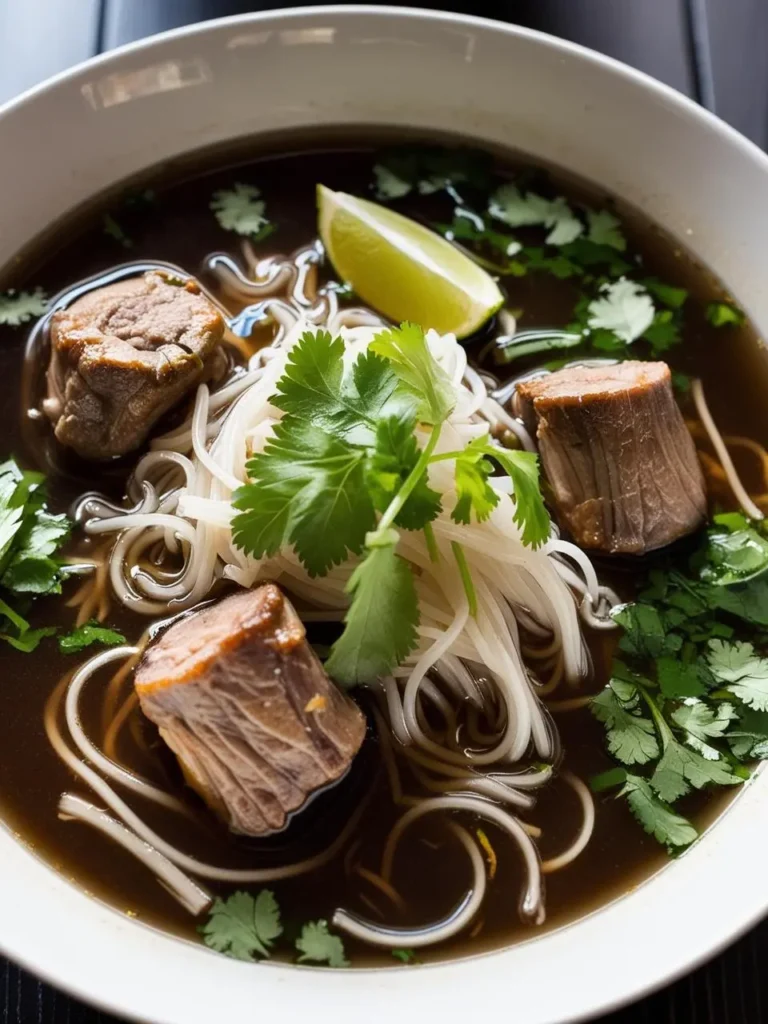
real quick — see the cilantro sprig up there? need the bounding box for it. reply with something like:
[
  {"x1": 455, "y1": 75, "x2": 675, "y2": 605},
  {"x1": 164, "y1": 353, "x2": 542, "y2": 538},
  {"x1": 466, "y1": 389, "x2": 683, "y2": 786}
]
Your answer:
[
  {"x1": 592, "y1": 513, "x2": 768, "y2": 851},
  {"x1": 232, "y1": 324, "x2": 550, "y2": 687}
]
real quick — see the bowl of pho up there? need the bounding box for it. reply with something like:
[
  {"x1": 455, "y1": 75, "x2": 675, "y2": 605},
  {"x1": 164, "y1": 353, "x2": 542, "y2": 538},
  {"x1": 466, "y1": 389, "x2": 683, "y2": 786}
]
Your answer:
[{"x1": 0, "y1": 7, "x2": 767, "y2": 1024}]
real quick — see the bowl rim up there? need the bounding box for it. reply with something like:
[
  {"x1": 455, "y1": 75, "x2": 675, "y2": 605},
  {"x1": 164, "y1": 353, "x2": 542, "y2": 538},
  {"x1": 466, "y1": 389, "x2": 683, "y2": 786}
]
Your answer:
[{"x1": 2, "y1": 7, "x2": 768, "y2": 1024}]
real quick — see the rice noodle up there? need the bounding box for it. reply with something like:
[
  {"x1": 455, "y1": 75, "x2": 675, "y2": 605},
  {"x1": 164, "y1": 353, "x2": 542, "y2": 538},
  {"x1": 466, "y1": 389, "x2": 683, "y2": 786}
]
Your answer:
[
  {"x1": 691, "y1": 378, "x2": 763, "y2": 520},
  {"x1": 381, "y1": 795, "x2": 544, "y2": 923},
  {"x1": 334, "y1": 824, "x2": 485, "y2": 948},
  {"x1": 540, "y1": 773, "x2": 595, "y2": 874},
  {"x1": 58, "y1": 793, "x2": 211, "y2": 915}
]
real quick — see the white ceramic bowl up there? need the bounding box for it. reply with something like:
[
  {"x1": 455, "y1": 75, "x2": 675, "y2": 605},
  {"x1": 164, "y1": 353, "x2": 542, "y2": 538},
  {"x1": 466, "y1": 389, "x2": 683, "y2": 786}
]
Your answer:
[{"x1": 1, "y1": 7, "x2": 767, "y2": 1023}]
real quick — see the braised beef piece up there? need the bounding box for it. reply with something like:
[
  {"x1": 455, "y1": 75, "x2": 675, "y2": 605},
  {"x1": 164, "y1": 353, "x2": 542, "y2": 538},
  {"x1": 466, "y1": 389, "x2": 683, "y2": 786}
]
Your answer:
[
  {"x1": 44, "y1": 272, "x2": 224, "y2": 459},
  {"x1": 134, "y1": 584, "x2": 366, "y2": 836},
  {"x1": 516, "y1": 361, "x2": 706, "y2": 554}
]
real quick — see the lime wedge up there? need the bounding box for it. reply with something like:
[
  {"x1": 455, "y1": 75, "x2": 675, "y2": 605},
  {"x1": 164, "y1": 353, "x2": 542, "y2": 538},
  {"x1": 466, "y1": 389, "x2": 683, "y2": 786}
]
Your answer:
[{"x1": 318, "y1": 185, "x2": 503, "y2": 338}]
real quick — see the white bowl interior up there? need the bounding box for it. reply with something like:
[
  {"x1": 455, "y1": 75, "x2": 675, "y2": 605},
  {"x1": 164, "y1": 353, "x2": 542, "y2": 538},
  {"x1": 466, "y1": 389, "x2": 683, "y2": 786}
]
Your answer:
[{"x1": 1, "y1": 8, "x2": 767, "y2": 1024}]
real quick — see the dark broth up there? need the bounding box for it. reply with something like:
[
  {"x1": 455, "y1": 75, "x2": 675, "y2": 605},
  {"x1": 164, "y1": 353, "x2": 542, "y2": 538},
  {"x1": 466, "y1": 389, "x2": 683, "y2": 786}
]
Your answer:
[{"x1": 0, "y1": 130, "x2": 765, "y2": 965}]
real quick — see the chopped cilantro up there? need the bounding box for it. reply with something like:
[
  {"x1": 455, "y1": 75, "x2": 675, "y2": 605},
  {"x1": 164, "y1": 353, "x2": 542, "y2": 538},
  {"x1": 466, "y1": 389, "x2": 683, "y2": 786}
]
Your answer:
[
  {"x1": 706, "y1": 301, "x2": 745, "y2": 327},
  {"x1": 585, "y1": 209, "x2": 626, "y2": 250},
  {"x1": 643, "y1": 278, "x2": 688, "y2": 310},
  {"x1": 295, "y1": 920, "x2": 349, "y2": 968},
  {"x1": 58, "y1": 620, "x2": 126, "y2": 655},
  {"x1": 489, "y1": 184, "x2": 583, "y2": 245},
  {"x1": 392, "y1": 948, "x2": 419, "y2": 964},
  {"x1": 201, "y1": 890, "x2": 282, "y2": 961},
  {"x1": 210, "y1": 183, "x2": 273, "y2": 240},
  {"x1": 372, "y1": 145, "x2": 492, "y2": 200},
  {"x1": 0, "y1": 288, "x2": 48, "y2": 327},
  {"x1": 586, "y1": 278, "x2": 655, "y2": 344}
]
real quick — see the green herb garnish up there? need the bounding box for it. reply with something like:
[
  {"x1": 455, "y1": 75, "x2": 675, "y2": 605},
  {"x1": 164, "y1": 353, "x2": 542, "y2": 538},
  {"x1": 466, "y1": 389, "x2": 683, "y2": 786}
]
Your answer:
[
  {"x1": 295, "y1": 920, "x2": 349, "y2": 968},
  {"x1": 392, "y1": 948, "x2": 419, "y2": 964},
  {"x1": 0, "y1": 289, "x2": 48, "y2": 328},
  {"x1": 58, "y1": 620, "x2": 126, "y2": 655},
  {"x1": 592, "y1": 514, "x2": 768, "y2": 850},
  {"x1": 372, "y1": 146, "x2": 492, "y2": 200},
  {"x1": 201, "y1": 890, "x2": 282, "y2": 961},
  {"x1": 232, "y1": 324, "x2": 549, "y2": 688},
  {"x1": 0, "y1": 459, "x2": 70, "y2": 651},
  {"x1": 706, "y1": 301, "x2": 745, "y2": 328},
  {"x1": 210, "y1": 183, "x2": 274, "y2": 240}
]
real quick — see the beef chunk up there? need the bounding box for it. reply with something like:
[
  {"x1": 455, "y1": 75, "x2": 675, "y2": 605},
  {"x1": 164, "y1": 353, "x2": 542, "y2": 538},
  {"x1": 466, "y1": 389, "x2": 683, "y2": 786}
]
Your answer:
[
  {"x1": 134, "y1": 585, "x2": 366, "y2": 836},
  {"x1": 516, "y1": 361, "x2": 706, "y2": 554},
  {"x1": 44, "y1": 272, "x2": 224, "y2": 459}
]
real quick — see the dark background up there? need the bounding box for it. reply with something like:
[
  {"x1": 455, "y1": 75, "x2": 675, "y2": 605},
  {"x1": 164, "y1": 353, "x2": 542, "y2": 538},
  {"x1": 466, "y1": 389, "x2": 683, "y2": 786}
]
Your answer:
[{"x1": 1, "y1": 1, "x2": 767, "y2": 1021}]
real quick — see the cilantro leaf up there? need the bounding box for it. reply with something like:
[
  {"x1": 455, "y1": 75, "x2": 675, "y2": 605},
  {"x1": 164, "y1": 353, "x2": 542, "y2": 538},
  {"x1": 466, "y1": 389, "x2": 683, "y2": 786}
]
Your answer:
[
  {"x1": 728, "y1": 706, "x2": 768, "y2": 760},
  {"x1": 657, "y1": 657, "x2": 707, "y2": 699},
  {"x1": 643, "y1": 278, "x2": 688, "y2": 310},
  {"x1": 452, "y1": 437, "x2": 500, "y2": 525},
  {"x1": 700, "y1": 521, "x2": 768, "y2": 586},
  {"x1": 651, "y1": 735, "x2": 738, "y2": 802},
  {"x1": 373, "y1": 164, "x2": 412, "y2": 200},
  {"x1": 586, "y1": 209, "x2": 626, "y2": 250},
  {"x1": 0, "y1": 288, "x2": 48, "y2": 327},
  {"x1": 489, "y1": 185, "x2": 583, "y2": 245},
  {"x1": 295, "y1": 920, "x2": 349, "y2": 968},
  {"x1": 590, "y1": 766, "x2": 628, "y2": 792},
  {"x1": 201, "y1": 890, "x2": 282, "y2": 961},
  {"x1": 559, "y1": 239, "x2": 631, "y2": 276},
  {"x1": 672, "y1": 701, "x2": 736, "y2": 759},
  {"x1": 707, "y1": 639, "x2": 768, "y2": 711},
  {"x1": 366, "y1": 412, "x2": 442, "y2": 530},
  {"x1": 612, "y1": 603, "x2": 682, "y2": 658},
  {"x1": 372, "y1": 146, "x2": 492, "y2": 200},
  {"x1": 58, "y1": 620, "x2": 126, "y2": 654},
  {"x1": 0, "y1": 603, "x2": 56, "y2": 652},
  {"x1": 392, "y1": 948, "x2": 419, "y2": 965},
  {"x1": 708, "y1": 576, "x2": 768, "y2": 626},
  {"x1": 325, "y1": 534, "x2": 419, "y2": 687},
  {"x1": 2, "y1": 510, "x2": 70, "y2": 594},
  {"x1": 233, "y1": 420, "x2": 375, "y2": 577},
  {"x1": 274, "y1": 332, "x2": 408, "y2": 445},
  {"x1": 475, "y1": 445, "x2": 549, "y2": 548},
  {"x1": 620, "y1": 774, "x2": 698, "y2": 851},
  {"x1": 586, "y1": 278, "x2": 655, "y2": 344},
  {"x1": 210, "y1": 184, "x2": 273, "y2": 240},
  {"x1": 370, "y1": 323, "x2": 455, "y2": 426},
  {"x1": 706, "y1": 301, "x2": 745, "y2": 327},
  {"x1": 642, "y1": 310, "x2": 681, "y2": 355},
  {"x1": 591, "y1": 684, "x2": 659, "y2": 765}
]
